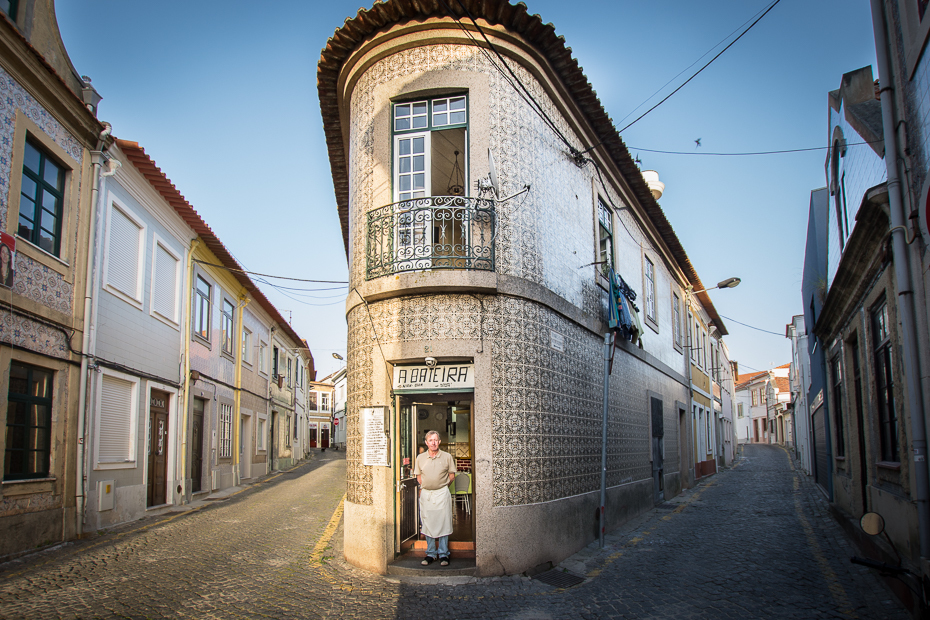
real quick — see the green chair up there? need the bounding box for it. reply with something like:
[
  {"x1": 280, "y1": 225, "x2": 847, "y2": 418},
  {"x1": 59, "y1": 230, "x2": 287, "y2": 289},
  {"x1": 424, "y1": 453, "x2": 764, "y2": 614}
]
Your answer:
[{"x1": 452, "y1": 472, "x2": 472, "y2": 515}]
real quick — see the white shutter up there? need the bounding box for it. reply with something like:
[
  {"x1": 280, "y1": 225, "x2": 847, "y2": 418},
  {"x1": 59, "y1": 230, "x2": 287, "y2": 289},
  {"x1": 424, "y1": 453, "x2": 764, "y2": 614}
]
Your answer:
[
  {"x1": 107, "y1": 206, "x2": 142, "y2": 299},
  {"x1": 153, "y1": 243, "x2": 178, "y2": 320},
  {"x1": 99, "y1": 374, "x2": 134, "y2": 462}
]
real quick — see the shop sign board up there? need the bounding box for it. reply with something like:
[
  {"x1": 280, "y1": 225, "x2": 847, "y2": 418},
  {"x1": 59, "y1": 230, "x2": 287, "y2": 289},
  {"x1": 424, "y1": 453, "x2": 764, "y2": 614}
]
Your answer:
[
  {"x1": 393, "y1": 363, "x2": 474, "y2": 392},
  {"x1": 362, "y1": 406, "x2": 389, "y2": 466}
]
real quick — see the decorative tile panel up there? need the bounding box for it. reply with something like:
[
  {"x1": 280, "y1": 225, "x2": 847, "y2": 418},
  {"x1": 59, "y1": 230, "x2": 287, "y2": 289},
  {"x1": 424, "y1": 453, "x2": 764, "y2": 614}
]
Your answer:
[{"x1": 0, "y1": 309, "x2": 69, "y2": 359}]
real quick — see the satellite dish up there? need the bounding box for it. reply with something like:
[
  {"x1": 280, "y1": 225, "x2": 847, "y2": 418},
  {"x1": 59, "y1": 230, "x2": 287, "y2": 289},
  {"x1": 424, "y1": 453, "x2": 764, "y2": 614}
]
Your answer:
[{"x1": 488, "y1": 149, "x2": 499, "y2": 198}]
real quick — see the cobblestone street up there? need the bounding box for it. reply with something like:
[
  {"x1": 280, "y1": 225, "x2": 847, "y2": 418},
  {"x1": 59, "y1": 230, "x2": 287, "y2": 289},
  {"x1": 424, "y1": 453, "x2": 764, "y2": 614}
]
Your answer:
[{"x1": 0, "y1": 444, "x2": 911, "y2": 619}]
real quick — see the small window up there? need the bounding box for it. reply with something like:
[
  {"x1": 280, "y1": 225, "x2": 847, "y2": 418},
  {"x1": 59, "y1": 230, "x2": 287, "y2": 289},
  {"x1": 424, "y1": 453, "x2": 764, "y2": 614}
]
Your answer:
[
  {"x1": 242, "y1": 328, "x2": 252, "y2": 365},
  {"x1": 221, "y1": 299, "x2": 234, "y2": 355},
  {"x1": 194, "y1": 276, "x2": 211, "y2": 340},
  {"x1": 4, "y1": 362, "x2": 53, "y2": 480},
  {"x1": 309, "y1": 391, "x2": 318, "y2": 411},
  {"x1": 259, "y1": 341, "x2": 268, "y2": 374},
  {"x1": 872, "y1": 298, "x2": 898, "y2": 462},
  {"x1": 273, "y1": 345, "x2": 279, "y2": 377},
  {"x1": 597, "y1": 198, "x2": 613, "y2": 278},
  {"x1": 19, "y1": 139, "x2": 65, "y2": 256},
  {"x1": 394, "y1": 101, "x2": 428, "y2": 132},
  {"x1": 321, "y1": 393, "x2": 331, "y2": 412},
  {"x1": 832, "y1": 356, "x2": 846, "y2": 457},
  {"x1": 752, "y1": 390, "x2": 759, "y2": 406},
  {"x1": 287, "y1": 357, "x2": 292, "y2": 387},
  {"x1": 672, "y1": 292, "x2": 682, "y2": 350},
  {"x1": 285, "y1": 415, "x2": 292, "y2": 447},
  {"x1": 432, "y1": 96, "x2": 467, "y2": 127},
  {"x1": 737, "y1": 403, "x2": 744, "y2": 418},
  {"x1": 1, "y1": 1, "x2": 19, "y2": 19}
]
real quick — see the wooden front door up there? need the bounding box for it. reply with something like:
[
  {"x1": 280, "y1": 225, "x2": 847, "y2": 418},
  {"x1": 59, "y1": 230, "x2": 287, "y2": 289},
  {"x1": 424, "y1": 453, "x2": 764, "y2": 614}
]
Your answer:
[
  {"x1": 147, "y1": 390, "x2": 170, "y2": 507},
  {"x1": 321, "y1": 425, "x2": 330, "y2": 448},
  {"x1": 191, "y1": 398, "x2": 205, "y2": 493}
]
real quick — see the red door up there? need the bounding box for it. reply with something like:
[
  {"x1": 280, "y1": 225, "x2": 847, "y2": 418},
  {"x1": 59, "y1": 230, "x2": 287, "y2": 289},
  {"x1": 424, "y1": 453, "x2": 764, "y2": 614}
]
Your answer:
[
  {"x1": 321, "y1": 425, "x2": 330, "y2": 448},
  {"x1": 309, "y1": 424, "x2": 318, "y2": 448}
]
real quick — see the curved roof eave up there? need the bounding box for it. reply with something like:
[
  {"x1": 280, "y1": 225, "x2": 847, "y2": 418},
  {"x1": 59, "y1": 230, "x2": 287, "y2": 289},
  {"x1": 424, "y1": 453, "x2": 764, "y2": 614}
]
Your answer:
[{"x1": 316, "y1": 0, "x2": 726, "y2": 335}]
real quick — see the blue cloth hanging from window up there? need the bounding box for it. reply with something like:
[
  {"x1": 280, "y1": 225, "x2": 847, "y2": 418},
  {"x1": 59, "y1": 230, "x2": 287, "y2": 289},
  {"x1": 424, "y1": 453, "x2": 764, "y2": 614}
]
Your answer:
[{"x1": 608, "y1": 268, "x2": 641, "y2": 344}]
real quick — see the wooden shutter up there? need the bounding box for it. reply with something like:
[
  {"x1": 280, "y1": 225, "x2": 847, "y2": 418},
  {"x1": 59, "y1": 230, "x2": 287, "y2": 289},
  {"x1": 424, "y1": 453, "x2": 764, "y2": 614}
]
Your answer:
[
  {"x1": 99, "y1": 374, "x2": 134, "y2": 462},
  {"x1": 153, "y1": 243, "x2": 178, "y2": 320},
  {"x1": 108, "y1": 206, "x2": 142, "y2": 299}
]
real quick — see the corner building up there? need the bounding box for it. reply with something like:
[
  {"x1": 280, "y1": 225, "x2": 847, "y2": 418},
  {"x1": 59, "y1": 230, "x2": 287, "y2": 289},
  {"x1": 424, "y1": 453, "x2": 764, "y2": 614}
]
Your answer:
[{"x1": 319, "y1": 0, "x2": 728, "y2": 576}]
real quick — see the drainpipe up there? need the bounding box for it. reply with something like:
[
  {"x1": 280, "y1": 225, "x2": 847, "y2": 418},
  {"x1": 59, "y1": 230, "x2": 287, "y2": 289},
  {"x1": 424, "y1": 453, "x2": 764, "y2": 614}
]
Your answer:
[
  {"x1": 75, "y1": 123, "x2": 114, "y2": 538},
  {"x1": 179, "y1": 239, "x2": 201, "y2": 502},
  {"x1": 232, "y1": 296, "x2": 250, "y2": 485},
  {"x1": 871, "y1": 0, "x2": 930, "y2": 560}
]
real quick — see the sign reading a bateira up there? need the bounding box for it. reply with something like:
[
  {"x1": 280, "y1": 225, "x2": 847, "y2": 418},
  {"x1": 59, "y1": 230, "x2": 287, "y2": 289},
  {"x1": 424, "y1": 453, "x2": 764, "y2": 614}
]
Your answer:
[{"x1": 393, "y1": 363, "x2": 475, "y2": 392}]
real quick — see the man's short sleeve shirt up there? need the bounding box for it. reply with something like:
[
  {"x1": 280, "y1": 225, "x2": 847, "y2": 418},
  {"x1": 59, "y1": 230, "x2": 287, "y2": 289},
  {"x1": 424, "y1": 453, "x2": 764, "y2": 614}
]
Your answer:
[{"x1": 414, "y1": 450, "x2": 457, "y2": 490}]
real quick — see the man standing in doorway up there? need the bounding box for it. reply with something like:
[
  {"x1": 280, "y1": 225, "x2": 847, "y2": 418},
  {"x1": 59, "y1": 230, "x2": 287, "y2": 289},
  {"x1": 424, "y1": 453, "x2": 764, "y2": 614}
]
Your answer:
[{"x1": 414, "y1": 430, "x2": 456, "y2": 566}]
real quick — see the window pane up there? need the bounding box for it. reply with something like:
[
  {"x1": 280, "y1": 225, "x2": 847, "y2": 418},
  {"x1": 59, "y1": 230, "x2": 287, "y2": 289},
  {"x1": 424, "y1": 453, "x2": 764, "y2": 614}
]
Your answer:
[
  {"x1": 412, "y1": 102, "x2": 427, "y2": 115},
  {"x1": 19, "y1": 194, "x2": 35, "y2": 223},
  {"x1": 8, "y1": 401, "x2": 27, "y2": 425},
  {"x1": 413, "y1": 173, "x2": 425, "y2": 191},
  {"x1": 433, "y1": 101, "x2": 448, "y2": 113},
  {"x1": 43, "y1": 158, "x2": 62, "y2": 189},
  {"x1": 399, "y1": 176, "x2": 411, "y2": 192},
  {"x1": 450, "y1": 97, "x2": 466, "y2": 110},
  {"x1": 412, "y1": 155, "x2": 425, "y2": 172},
  {"x1": 398, "y1": 139, "x2": 411, "y2": 156},
  {"x1": 450, "y1": 111, "x2": 466, "y2": 124},
  {"x1": 38, "y1": 229, "x2": 54, "y2": 254},
  {"x1": 434, "y1": 113, "x2": 448, "y2": 126},
  {"x1": 399, "y1": 158, "x2": 411, "y2": 173},
  {"x1": 197, "y1": 277, "x2": 210, "y2": 296},
  {"x1": 395, "y1": 104, "x2": 410, "y2": 118},
  {"x1": 20, "y1": 175, "x2": 36, "y2": 201},
  {"x1": 31, "y1": 370, "x2": 52, "y2": 398},
  {"x1": 23, "y1": 141, "x2": 40, "y2": 174},
  {"x1": 395, "y1": 118, "x2": 410, "y2": 131},
  {"x1": 41, "y1": 204, "x2": 58, "y2": 233},
  {"x1": 412, "y1": 115, "x2": 428, "y2": 129}
]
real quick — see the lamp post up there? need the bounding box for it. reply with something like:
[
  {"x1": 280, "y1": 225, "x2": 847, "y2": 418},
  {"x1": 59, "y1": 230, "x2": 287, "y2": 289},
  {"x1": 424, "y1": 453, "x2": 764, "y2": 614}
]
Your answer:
[
  {"x1": 332, "y1": 353, "x2": 344, "y2": 449},
  {"x1": 683, "y1": 277, "x2": 740, "y2": 487}
]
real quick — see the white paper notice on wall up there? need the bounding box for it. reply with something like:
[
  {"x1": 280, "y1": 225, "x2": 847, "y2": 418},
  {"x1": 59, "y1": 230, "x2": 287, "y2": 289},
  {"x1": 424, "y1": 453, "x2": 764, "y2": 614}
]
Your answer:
[
  {"x1": 362, "y1": 406, "x2": 389, "y2": 467},
  {"x1": 550, "y1": 330, "x2": 564, "y2": 352}
]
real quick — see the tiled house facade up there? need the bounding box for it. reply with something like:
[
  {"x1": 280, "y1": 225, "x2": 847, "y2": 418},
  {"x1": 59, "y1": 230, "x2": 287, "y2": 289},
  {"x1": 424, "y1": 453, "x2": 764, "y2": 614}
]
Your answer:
[{"x1": 319, "y1": 0, "x2": 730, "y2": 576}]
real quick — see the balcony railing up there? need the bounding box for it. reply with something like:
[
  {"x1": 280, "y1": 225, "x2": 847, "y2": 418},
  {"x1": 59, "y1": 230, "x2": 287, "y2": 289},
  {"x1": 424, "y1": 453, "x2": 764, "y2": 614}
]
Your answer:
[{"x1": 366, "y1": 196, "x2": 495, "y2": 279}]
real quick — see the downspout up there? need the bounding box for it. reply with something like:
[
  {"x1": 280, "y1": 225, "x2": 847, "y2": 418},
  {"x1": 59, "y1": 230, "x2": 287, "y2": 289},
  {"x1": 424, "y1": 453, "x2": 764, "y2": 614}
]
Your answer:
[
  {"x1": 75, "y1": 122, "x2": 113, "y2": 538},
  {"x1": 179, "y1": 238, "x2": 201, "y2": 502},
  {"x1": 871, "y1": 0, "x2": 930, "y2": 560},
  {"x1": 232, "y1": 296, "x2": 250, "y2": 485}
]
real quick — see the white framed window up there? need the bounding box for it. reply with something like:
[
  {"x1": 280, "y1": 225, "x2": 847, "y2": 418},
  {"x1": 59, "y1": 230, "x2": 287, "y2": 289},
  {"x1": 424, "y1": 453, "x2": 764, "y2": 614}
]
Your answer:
[
  {"x1": 257, "y1": 414, "x2": 267, "y2": 451},
  {"x1": 95, "y1": 369, "x2": 139, "y2": 468},
  {"x1": 738, "y1": 403, "x2": 744, "y2": 418},
  {"x1": 321, "y1": 393, "x2": 331, "y2": 412},
  {"x1": 672, "y1": 291, "x2": 682, "y2": 352},
  {"x1": 309, "y1": 391, "x2": 319, "y2": 411},
  {"x1": 287, "y1": 357, "x2": 293, "y2": 387},
  {"x1": 104, "y1": 194, "x2": 145, "y2": 307},
  {"x1": 597, "y1": 198, "x2": 613, "y2": 280},
  {"x1": 221, "y1": 297, "x2": 235, "y2": 356},
  {"x1": 432, "y1": 96, "x2": 467, "y2": 126},
  {"x1": 150, "y1": 236, "x2": 181, "y2": 325},
  {"x1": 219, "y1": 403, "x2": 232, "y2": 458},
  {"x1": 193, "y1": 275, "x2": 211, "y2": 340},
  {"x1": 259, "y1": 340, "x2": 268, "y2": 375},
  {"x1": 643, "y1": 255, "x2": 657, "y2": 329},
  {"x1": 242, "y1": 328, "x2": 252, "y2": 366}
]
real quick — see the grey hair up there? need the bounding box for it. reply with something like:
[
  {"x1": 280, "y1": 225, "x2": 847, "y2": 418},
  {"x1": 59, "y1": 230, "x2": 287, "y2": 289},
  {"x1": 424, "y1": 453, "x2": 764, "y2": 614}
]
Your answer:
[{"x1": 425, "y1": 430, "x2": 441, "y2": 442}]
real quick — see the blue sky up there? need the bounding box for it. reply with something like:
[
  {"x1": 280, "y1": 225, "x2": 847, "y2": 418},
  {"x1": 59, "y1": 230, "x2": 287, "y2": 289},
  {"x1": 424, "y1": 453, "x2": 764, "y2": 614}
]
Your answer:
[{"x1": 56, "y1": 1, "x2": 878, "y2": 379}]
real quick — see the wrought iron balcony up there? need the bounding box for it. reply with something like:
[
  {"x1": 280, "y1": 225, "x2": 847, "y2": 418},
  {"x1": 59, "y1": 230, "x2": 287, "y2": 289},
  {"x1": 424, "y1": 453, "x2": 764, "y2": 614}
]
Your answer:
[{"x1": 366, "y1": 196, "x2": 496, "y2": 279}]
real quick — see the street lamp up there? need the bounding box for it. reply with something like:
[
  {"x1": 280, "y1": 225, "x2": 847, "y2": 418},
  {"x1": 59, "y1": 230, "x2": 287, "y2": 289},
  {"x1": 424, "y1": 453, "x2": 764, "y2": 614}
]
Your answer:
[
  {"x1": 332, "y1": 353, "x2": 343, "y2": 361},
  {"x1": 689, "y1": 277, "x2": 741, "y2": 297}
]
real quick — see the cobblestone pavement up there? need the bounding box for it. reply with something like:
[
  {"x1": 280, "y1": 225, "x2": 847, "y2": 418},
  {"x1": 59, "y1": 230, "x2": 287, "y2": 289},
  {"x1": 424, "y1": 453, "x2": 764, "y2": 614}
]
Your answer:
[{"x1": 0, "y1": 444, "x2": 911, "y2": 619}]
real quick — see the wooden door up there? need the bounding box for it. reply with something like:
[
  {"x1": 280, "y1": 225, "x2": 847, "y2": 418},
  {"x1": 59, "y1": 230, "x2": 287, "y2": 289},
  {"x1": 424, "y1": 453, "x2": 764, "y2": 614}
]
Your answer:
[
  {"x1": 147, "y1": 390, "x2": 170, "y2": 507},
  {"x1": 191, "y1": 398, "x2": 204, "y2": 493},
  {"x1": 398, "y1": 405, "x2": 418, "y2": 544},
  {"x1": 651, "y1": 397, "x2": 664, "y2": 503},
  {"x1": 321, "y1": 425, "x2": 330, "y2": 448}
]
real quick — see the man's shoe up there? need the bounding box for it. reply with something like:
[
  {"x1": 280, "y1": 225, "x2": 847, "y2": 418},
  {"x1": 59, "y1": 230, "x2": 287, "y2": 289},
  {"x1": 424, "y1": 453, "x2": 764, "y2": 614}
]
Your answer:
[
  {"x1": 421, "y1": 556, "x2": 435, "y2": 566},
  {"x1": 439, "y1": 556, "x2": 450, "y2": 566}
]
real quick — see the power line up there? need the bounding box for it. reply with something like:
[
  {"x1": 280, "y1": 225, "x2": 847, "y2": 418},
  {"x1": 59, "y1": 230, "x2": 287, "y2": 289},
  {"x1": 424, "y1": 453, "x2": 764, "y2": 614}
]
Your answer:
[
  {"x1": 720, "y1": 314, "x2": 785, "y2": 337},
  {"x1": 618, "y1": 0, "x2": 782, "y2": 134},
  {"x1": 629, "y1": 141, "x2": 878, "y2": 157},
  {"x1": 192, "y1": 259, "x2": 348, "y2": 284}
]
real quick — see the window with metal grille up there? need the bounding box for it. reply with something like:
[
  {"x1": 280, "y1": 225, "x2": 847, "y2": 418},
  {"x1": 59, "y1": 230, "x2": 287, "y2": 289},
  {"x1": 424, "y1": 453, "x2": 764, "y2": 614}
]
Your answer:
[
  {"x1": 19, "y1": 139, "x2": 65, "y2": 256},
  {"x1": 831, "y1": 355, "x2": 846, "y2": 457},
  {"x1": 219, "y1": 403, "x2": 232, "y2": 458},
  {"x1": 872, "y1": 298, "x2": 898, "y2": 462},
  {"x1": 4, "y1": 363, "x2": 53, "y2": 480}
]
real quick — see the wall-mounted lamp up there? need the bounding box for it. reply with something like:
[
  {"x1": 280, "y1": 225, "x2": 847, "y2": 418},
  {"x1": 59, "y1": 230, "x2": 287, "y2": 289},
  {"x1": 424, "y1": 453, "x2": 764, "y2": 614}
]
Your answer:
[
  {"x1": 332, "y1": 353, "x2": 344, "y2": 361},
  {"x1": 190, "y1": 370, "x2": 201, "y2": 383},
  {"x1": 691, "y1": 277, "x2": 741, "y2": 296}
]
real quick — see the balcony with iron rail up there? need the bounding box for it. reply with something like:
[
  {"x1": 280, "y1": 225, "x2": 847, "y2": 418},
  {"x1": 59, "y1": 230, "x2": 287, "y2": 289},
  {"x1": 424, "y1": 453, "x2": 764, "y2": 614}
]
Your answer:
[{"x1": 366, "y1": 196, "x2": 496, "y2": 280}]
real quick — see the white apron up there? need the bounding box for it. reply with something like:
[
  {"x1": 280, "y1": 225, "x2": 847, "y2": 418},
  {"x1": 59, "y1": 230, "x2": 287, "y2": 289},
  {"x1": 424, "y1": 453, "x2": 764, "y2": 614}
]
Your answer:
[{"x1": 419, "y1": 486, "x2": 453, "y2": 539}]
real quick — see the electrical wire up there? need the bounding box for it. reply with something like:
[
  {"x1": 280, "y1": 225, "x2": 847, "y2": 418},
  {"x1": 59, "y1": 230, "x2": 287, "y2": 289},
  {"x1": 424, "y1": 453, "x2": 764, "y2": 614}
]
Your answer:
[
  {"x1": 192, "y1": 259, "x2": 347, "y2": 284},
  {"x1": 629, "y1": 141, "x2": 879, "y2": 157},
  {"x1": 618, "y1": 0, "x2": 782, "y2": 134},
  {"x1": 719, "y1": 314, "x2": 785, "y2": 337}
]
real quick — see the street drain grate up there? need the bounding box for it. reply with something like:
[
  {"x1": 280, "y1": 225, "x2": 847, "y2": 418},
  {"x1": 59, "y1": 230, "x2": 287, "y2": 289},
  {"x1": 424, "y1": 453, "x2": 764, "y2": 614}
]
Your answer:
[{"x1": 533, "y1": 569, "x2": 585, "y2": 588}]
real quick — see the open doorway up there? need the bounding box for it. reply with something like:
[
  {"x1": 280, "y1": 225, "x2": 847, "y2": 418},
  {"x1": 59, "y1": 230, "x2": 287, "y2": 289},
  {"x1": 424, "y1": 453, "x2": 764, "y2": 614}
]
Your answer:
[{"x1": 396, "y1": 393, "x2": 474, "y2": 558}]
